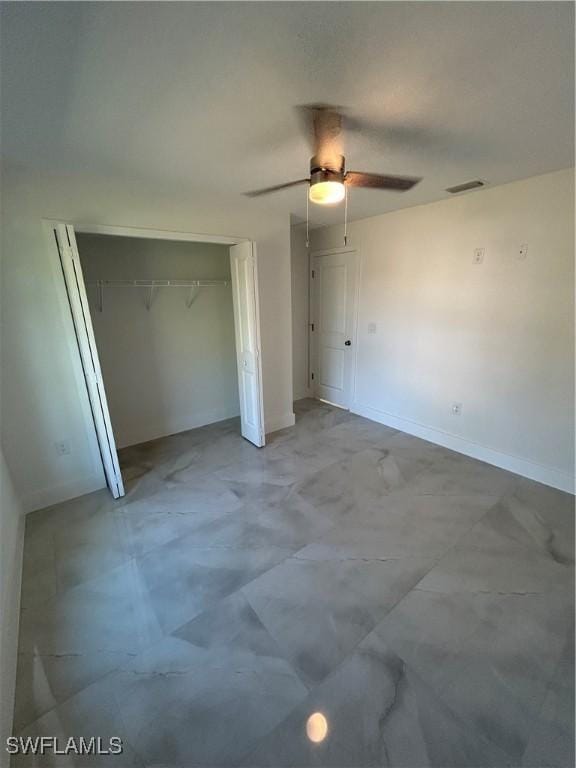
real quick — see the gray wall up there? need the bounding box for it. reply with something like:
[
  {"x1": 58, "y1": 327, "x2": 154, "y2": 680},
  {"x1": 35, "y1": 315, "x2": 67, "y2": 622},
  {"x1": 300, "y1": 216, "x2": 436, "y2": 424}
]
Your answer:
[
  {"x1": 310, "y1": 169, "x2": 574, "y2": 491},
  {"x1": 78, "y1": 234, "x2": 239, "y2": 448}
]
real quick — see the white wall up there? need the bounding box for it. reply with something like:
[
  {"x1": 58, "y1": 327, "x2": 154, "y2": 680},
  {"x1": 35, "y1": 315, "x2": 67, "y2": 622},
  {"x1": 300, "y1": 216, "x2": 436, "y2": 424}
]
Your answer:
[
  {"x1": 78, "y1": 234, "x2": 239, "y2": 448},
  {"x1": 0, "y1": 450, "x2": 24, "y2": 761},
  {"x1": 290, "y1": 224, "x2": 312, "y2": 401},
  {"x1": 1, "y1": 168, "x2": 294, "y2": 512},
  {"x1": 311, "y1": 169, "x2": 575, "y2": 492}
]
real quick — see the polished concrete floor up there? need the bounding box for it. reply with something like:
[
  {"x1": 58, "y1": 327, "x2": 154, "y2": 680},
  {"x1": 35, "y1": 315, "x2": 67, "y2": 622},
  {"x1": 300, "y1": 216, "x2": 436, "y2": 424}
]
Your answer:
[{"x1": 14, "y1": 399, "x2": 574, "y2": 767}]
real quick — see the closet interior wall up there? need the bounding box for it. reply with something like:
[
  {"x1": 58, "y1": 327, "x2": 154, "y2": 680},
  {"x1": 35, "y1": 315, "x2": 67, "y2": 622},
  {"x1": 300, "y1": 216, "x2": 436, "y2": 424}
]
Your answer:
[{"x1": 77, "y1": 234, "x2": 239, "y2": 448}]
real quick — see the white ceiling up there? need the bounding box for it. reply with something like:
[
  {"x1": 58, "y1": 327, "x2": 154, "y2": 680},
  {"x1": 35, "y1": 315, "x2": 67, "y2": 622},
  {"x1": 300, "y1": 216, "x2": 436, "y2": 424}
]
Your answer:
[{"x1": 1, "y1": 2, "x2": 573, "y2": 227}]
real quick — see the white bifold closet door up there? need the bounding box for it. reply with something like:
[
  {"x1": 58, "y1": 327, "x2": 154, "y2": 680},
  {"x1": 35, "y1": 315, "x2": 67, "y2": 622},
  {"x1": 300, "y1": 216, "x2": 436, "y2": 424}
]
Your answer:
[
  {"x1": 51, "y1": 222, "x2": 125, "y2": 498},
  {"x1": 230, "y1": 242, "x2": 265, "y2": 447}
]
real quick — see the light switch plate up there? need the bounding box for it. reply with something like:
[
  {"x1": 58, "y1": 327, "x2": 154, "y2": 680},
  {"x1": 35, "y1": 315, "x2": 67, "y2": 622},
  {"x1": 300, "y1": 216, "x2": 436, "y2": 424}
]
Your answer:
[
  {"x1": 367, "y1": 322, "x2": 377, "y2": 335},
  {"x1": 473, "y1": 248, "x2": 484, "y2": 264}
]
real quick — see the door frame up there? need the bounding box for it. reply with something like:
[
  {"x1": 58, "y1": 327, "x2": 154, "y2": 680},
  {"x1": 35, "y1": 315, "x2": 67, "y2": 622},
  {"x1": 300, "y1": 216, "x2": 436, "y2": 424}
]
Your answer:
[
  {"x1": 309, "y1": 246, "x2": 361, "y2": 410},
  {"x1": 44, "y1": 219, "x2": 266, "y2": 497}
]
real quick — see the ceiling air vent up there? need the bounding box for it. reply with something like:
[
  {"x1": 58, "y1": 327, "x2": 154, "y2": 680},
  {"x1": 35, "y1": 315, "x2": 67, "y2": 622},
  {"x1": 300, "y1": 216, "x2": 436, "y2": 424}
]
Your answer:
[{"x1": 446, "y1": 180, "x2": 485, "y2": 194}]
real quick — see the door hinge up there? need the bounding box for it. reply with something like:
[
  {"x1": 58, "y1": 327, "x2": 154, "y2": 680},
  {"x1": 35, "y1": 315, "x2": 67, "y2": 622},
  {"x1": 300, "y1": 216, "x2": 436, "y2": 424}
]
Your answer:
[
  {"x1": 311, "y1": 372, "x2": 315, "y2": 380},
  {"x1": 311, "y1": 323, "x2": 315, "y2": 332},
  {"x1": 311, "y1": 270, "x2": 315, "y2": 278}
]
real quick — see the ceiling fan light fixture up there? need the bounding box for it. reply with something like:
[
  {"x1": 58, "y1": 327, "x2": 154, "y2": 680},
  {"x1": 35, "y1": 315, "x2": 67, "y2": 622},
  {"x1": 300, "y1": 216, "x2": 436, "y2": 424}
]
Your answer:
[
  {"x1": 309, "y1": 180, "x2": 346, "y2": 205},
  {"x1": 243, "y1": 108, "x2": 422, "y2": 201}
]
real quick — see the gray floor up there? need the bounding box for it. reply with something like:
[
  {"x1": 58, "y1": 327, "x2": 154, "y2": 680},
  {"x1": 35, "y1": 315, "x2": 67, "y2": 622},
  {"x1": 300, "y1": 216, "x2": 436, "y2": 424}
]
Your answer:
[{"x1": 14, "y1": 399, "x2": 574, "y2": 767}]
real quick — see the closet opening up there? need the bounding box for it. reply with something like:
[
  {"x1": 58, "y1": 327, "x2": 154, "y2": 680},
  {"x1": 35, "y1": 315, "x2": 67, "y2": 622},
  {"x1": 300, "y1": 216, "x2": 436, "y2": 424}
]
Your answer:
[{"x1": 48, "y1": 222, "x2": 265, "y2": 500}]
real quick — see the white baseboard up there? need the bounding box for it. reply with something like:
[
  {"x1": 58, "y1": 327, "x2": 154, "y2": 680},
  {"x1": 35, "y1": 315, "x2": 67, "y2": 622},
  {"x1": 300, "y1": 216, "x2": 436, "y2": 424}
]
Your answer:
[
  {"x1": 352, "y1": 402, "x2": 575, "y2": 495},
  {"x1": 118, "y1": 406, "x2": 241, "y2": 449},
  {"x1": 266, "y1": 411, "x2": 296, "y2": 435},
  {"x1": 22, "y1": 471, "x2": 106, "y2": 514}
]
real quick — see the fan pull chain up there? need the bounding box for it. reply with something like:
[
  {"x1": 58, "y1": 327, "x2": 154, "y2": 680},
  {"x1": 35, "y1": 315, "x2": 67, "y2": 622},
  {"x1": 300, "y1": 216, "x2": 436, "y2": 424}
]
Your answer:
[
  {"x1": 344, "y1": 184, "x2": 349, "y2": 246},
  {"x1": 306, "y1": 185, "x2": 310, "y2": 248}
]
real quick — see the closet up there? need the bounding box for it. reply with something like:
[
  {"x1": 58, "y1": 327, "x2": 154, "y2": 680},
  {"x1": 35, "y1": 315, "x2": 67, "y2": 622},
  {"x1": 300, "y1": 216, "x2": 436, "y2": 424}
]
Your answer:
[
  {"x1": 48, "y1": 222, "x2": 265, "y2": 499},
  {"x1": 78, "y1": 233, "x2": 239, "y2": 450}
]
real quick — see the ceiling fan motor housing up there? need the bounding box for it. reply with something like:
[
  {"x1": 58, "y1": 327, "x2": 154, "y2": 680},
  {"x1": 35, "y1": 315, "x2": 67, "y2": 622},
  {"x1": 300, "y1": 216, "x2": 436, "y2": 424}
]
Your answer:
[{"x1": 310, "y1": 154, "x2": 345, "y2": 186}]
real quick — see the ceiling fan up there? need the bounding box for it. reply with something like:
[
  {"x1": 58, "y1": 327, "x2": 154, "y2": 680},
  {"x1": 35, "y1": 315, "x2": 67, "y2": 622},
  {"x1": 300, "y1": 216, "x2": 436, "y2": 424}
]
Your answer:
[{"x1": 245, "y1": 106, "x2": 422, "y2": 205}]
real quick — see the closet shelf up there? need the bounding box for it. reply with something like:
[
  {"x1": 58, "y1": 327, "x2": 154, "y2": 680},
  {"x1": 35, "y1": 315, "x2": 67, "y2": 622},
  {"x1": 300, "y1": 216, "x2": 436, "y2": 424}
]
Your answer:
[{"x1": 87, "y1": 279, "x2": 230, "y2": 312}]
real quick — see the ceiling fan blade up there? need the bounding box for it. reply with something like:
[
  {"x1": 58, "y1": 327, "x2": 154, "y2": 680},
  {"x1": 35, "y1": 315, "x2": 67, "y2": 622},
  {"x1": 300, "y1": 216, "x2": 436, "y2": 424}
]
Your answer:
[
  {"x1": 345, "y1": 171, "x2": 421, "y2": 191},
  {"x1": 345, "y1": 116, "x2": 464, "y2": 158},
  {"x1": 244, "y1": 179, "x2": 309, "y2": 198}
]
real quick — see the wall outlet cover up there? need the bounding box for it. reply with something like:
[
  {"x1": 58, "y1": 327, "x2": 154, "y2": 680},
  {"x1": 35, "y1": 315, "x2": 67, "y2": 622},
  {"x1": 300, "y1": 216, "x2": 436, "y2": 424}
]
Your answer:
[
  {"x1": 519, "y1": 244, "x2": 528, "y2": 259},
  {"x1": 451, "y1": 402, "x2": 463, "y2": 416},
  {"x1": 54, "y1": 440, "x2": 71, "y2": 456},
  {"x1": 367, "y1": 322, "x2": 377, "y2": 334},
  {"x1": 473, "y1": 248, "x2": 484, "y2": 264}
]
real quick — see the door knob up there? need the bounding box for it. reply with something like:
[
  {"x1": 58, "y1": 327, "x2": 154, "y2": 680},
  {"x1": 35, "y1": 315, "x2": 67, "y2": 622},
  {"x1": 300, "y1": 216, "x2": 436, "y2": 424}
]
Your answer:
[{"x1": 344, "y1": 340, "x2": 352, "y2": 346}]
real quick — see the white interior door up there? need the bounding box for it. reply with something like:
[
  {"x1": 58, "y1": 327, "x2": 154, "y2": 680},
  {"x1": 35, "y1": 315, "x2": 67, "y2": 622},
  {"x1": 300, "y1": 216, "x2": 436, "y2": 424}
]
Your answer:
[
  {"x1": 52, "y1": 222, "x2": 125, "y2": 498},
  {"x1": 311, "y1": 250, "x2": 358, "y2": 409},
  {"x1": 230, "y1": 242, "x2": 265, "y2": 447}
]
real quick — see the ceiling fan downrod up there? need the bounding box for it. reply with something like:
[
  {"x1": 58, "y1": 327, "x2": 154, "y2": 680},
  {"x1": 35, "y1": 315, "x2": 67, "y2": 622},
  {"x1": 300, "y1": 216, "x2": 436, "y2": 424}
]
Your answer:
[
  {"x1": 305, "y1": 183, "x2": 310, "y2": 249},
  {"x1": 344, "y1": 184, "x2": 349, "y2": 246}
]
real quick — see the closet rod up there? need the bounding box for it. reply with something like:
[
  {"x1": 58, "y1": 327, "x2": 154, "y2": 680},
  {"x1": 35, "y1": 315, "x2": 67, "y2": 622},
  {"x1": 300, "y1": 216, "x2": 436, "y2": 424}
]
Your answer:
[
  {"x1": 88, "y1": 279, "x2": 230, "y2": 312},
  {"x1": 88, "y1": 279, "x2": 229, "y2": 287}
]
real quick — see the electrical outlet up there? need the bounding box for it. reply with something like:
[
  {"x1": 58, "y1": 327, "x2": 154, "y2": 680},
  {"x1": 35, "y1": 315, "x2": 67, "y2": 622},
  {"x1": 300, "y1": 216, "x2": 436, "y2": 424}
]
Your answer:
[
  {"x1": 54, "y1": 440, "x2": 71, "y2": 456},
  {"x1": 473, "y1": 248, "x2": 484, "y2": 264},
  {"x1": 367, "y1": 322, "x2": 377, "y2": 335},
  {"x1": 518, "y1": 243, "x2": 528, "y2": 260},
  {"x1": 451, "y1": 402, "x2": 463, "y2": 416}
]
